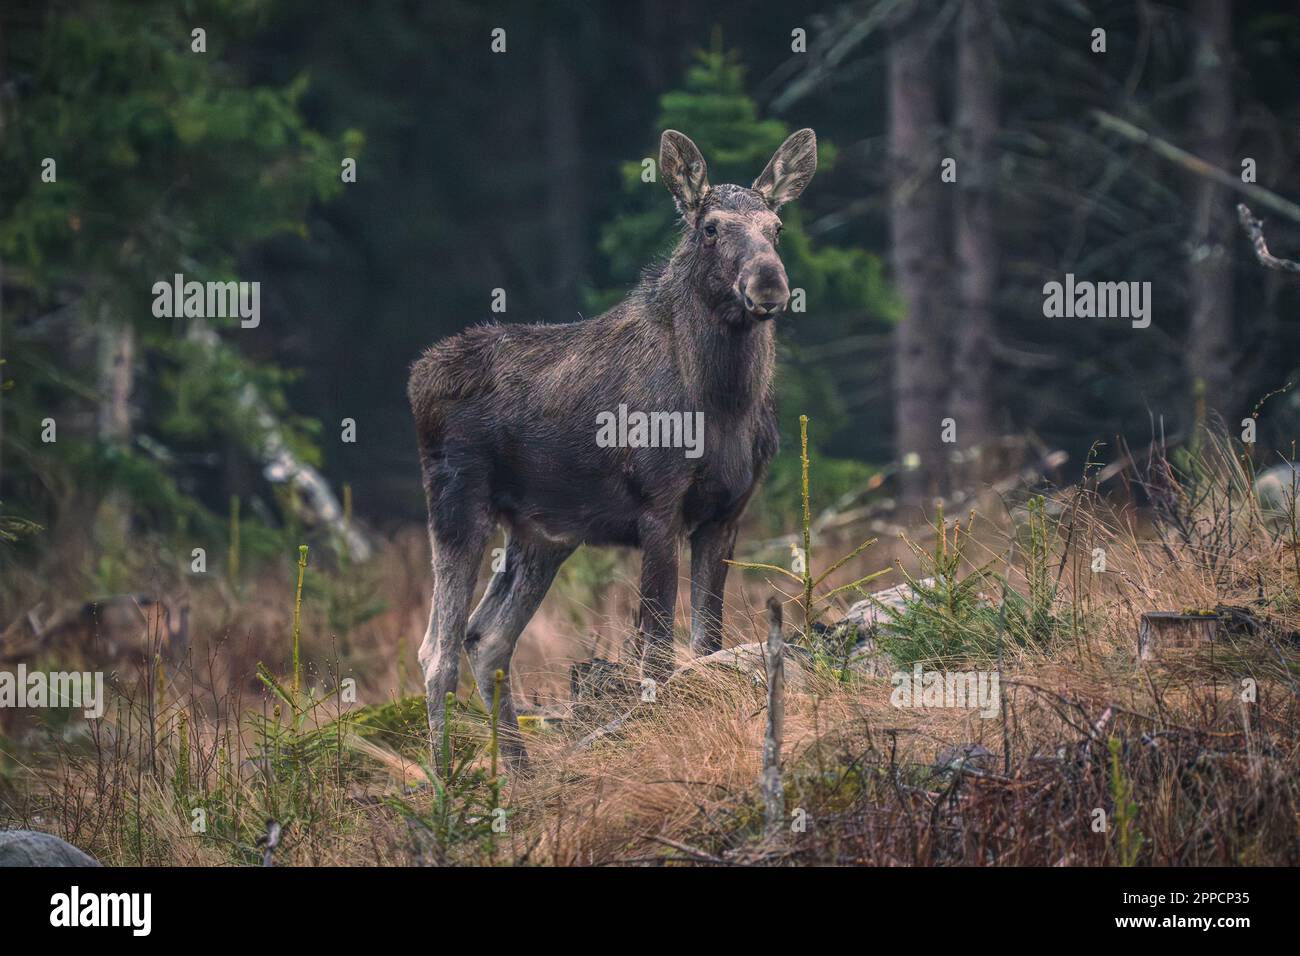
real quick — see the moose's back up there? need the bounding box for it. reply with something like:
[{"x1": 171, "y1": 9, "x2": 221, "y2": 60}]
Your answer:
[{"x1": 408, "y1": 302, "x2": 712, "y2": 547}]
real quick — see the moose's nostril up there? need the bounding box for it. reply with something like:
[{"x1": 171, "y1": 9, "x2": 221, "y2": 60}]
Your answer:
[{"x1": 759, "y1": 300, "x2": 786, "y2": 314}]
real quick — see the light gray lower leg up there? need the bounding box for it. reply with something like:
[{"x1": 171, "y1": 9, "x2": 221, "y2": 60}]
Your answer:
[
  {"x1": 420, "y1": 526, "x2": 490, "y2": 768},
  {"x1": 466, "y1": 539, "x2": 572, "y2": 768}
]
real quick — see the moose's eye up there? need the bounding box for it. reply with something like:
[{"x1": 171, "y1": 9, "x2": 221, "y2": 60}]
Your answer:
[
  {"x1": 774, "y1": 224, "x2": 784, "y2": 244},
  {"x1": 703, "y1": 222, "x2": 717, "y2": 238}
]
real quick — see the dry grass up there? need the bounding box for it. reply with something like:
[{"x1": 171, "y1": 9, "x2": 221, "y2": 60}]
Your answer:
[{"x1": 2, "y1": 431, "x2": 1298, "y2": 865}]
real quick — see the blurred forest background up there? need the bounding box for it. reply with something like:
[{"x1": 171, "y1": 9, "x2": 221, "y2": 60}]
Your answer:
[{"x1": 4, "y1": 0, "x2": 1300, "y2": 597}]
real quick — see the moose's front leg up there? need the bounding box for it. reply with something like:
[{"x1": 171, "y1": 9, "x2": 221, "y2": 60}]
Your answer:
[
  {"x1": 689, "y1": 519, "x2": 738, "y2": 655},
  {"x1": 637, "y1": 515, "x2": 680, "y2": 687}
]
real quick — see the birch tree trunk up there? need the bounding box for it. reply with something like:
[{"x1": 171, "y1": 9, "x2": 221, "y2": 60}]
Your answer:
[
  {"x1": 97, "y1": 317, "x2": 135, "y2": 448},
  {"x1": 187, "y1": 321, "x2": 371, "y2": 560},
  {"x1": 95, "y1": 311, "x2": 135, "y2": 543}
]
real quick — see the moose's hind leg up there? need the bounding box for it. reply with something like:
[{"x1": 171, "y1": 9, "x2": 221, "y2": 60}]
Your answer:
[
  {"x1": 418, "y1": 458, "x2": 492, "y2": 769},
  {"x1": 465, "y1": 536, "x2": 573, "y2": 770}
]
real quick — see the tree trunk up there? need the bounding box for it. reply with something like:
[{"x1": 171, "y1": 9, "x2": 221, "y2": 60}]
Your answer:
[
  {"x1": 1, "y1": 10, "x2": 9, "y2": 489},
  {"x1": 1187, "y1": 0, "x2": 1235, "y2": 423},
  {"x1": 95, "y1": 313, "x2": 135, "y2": 544},
  {"x1": 0, "y1": 251, "x2": 5, "y2": 489},
  {"x1": 97, "y1": 317, "x2": 135, "y2": 448},
  {"x1": 889, "y1": 7, "x2": 950, "y2": 508},
  {"x1": 952, "y1": 0, "x2": 999, "y2": 470}
]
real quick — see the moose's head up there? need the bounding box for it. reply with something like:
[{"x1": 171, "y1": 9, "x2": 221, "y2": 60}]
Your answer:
[{"x1": 660, "y1": 128, "x2": 817, "y2": 322}]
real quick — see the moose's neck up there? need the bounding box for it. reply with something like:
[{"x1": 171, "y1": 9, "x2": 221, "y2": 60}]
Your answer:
[{"x1": 664, "y1": 279, "x2": 776, "y2": 419}]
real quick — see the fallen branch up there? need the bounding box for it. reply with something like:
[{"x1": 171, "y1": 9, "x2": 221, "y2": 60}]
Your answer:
[
  {"x1": 648, "y1": 835, "x2": 730, "y2": 866},
  {"x1": 1092, "y1": 111, "x2": 1300, "y2": 225},
  {"x1": 187, "y1": 320, "x2": 372, "y2": 560}
]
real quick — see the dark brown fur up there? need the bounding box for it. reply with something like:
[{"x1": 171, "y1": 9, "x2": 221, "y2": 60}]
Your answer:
[{"x1": 409, "y1": 129, "x2": 817, "y2": 765}]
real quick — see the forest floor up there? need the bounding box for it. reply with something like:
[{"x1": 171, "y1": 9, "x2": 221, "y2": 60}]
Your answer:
[{"x1": 1, "y1": 437, "x2": 1298, "y2": 865}]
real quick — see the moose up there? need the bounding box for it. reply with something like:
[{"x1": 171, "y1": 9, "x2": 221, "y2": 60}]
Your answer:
[{"x1": 408, "y1": 128, "x2": 818, "y2": 764}]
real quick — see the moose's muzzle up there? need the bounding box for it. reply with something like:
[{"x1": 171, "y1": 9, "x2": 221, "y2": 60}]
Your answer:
[{"x1": 738, "y1": 257, "x2": 790, "y2": 319}]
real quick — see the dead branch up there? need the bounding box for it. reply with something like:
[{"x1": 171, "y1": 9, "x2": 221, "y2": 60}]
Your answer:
[
  {"x1": 648, "y1": 835, "x2": 730, "y2": 865},
  {"x1": 760, "y1": 597, "x2": 785, "y2": 838},
  {"x1": 1237, "y1": 203, "x2": 1300, "y2": 274},
  {"x1": 1092, "y1": 111, "x2": 1300, "y2": 225}
]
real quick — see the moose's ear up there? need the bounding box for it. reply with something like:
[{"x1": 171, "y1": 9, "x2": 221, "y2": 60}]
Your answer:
[
  {"x1": 752, "y1": 128, "x2": 817, "y2": 210},
  {"x1": 660, "y1": 130, "x2": 711, "y2": 221}
]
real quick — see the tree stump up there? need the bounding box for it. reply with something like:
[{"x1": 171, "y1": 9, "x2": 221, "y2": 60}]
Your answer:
[{"x1": 1138, "y1": 612, "x2": 1219, "y2": 660}]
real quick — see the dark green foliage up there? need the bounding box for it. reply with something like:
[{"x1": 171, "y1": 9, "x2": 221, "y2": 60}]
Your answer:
[
  {"x1": 4, "y1": 0, "x2": 1300, "y2": 597},
  {"x1": 327, "y1": 694, "x2": 428, "y2": 752},
  {"x1": 1108, "y1": 736, "x2": 1146, "y2": 867},
  {"x1": 877, "y1": 504, "x2": 1068, "y2": 668},
  {"x1": 386, "y1": 694, "x2": 505, "y2": 864},
  {"x1": 0, "y1": 0, "x2": 356, "y2": 587}
]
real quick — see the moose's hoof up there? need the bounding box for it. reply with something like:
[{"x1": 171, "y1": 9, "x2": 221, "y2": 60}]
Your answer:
[{"x1": 690, "y1": 637, "x2": 722, "y2": 657}]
